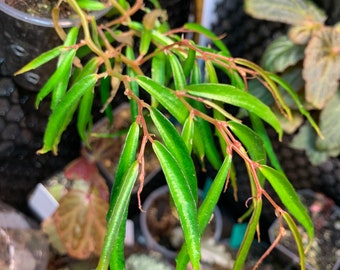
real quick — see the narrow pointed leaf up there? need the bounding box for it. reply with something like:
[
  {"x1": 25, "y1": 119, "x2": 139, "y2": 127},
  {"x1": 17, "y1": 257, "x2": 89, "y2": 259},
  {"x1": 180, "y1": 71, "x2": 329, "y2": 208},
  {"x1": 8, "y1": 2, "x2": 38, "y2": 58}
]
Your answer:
[
  {"x1": 183, "y1": 47, "x2": 196, "y2": 78},
  {"x1": 107, "y1": 122, "x2": 140, "y2": 220},
  {"x1": 259, "y1": 165, "x2": 314, "y2": 243},
  {"x1": 249, "y1": 113, "x2": 283, "y2": 172},
  {"x1": 37, "y1": 74, "x2": 97, "y2": 154},
  {"x1": 168, "y1": 52, "x2": 186, "y2": 90},
  {"x1": 35, "y1": 49, "x2": 77, "y2": 108},
  {"x1": 152, "y1": 141, "x2": 200, "y2": 269},
  {"x1": 96, "y1": 161, "x2": 139, "y2": 270},
  {"x1": 185, "y1": 83, "x2": 282, "y2": 137},
  {"x1": 181, "y1": 116, "x2": 194, "y2": 153},
  {"x1": 234, "y1": 198, "x2": 262, "y2": 269},
  {"x1": 77, "y1": 0, "x2": 106, "y2": 10},
  {"x1": 77, "y1": 87, "x2": 94, "y2": 143},
  {"x1": 151, "y1": 51, "x2": 167, "y2": 85},
  {"x1": 106, "y1": 123, "x2": 140, "y2": 269},
  {"x1": 184, "y1": 23, "x2": 231, "y2": 56},
  {"x1": 15, "y1": 46, "x2": 63, "y2": 75},
  {"x1": 51, "y1": 49, "x2": 77, "y2": 109},
  {"x1": 228, "y1": 121, "x2": 267, "y2": 186},
  {"x1": 150, "y1": 107, "x2": 198, "y2": 201},
  {"x1": 176, "y1": 154, "x2": 232, "y2": 269},
  {"x1": 126, "y1": 46, "x2": 139, "y2": 121},
  {"x1": 282, "y1": 212, "x2": 307, "y2": 270},
  {"x1": 136, "y1": 76, "x2": 189, "y2": 124},
  {"x1": 76, "y1": 58, "x2": 100, "y2": 143}
]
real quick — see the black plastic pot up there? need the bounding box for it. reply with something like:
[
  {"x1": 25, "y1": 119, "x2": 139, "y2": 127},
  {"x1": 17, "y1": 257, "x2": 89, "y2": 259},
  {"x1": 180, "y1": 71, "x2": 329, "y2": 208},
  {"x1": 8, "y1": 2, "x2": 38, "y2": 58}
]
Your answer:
[{"x1": 0, "y1": 1, "x2": 108, "y2": 212}]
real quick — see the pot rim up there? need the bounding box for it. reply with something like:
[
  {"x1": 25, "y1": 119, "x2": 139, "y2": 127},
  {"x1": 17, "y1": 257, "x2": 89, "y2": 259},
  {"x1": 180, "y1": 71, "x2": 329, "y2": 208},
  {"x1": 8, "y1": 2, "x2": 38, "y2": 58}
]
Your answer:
[
  {"x1": 0, "y1": 0, "x2": 110, "y2": 27},
  {"x1": 140, "y1": 185, "x2": 224, "y2": 259}
]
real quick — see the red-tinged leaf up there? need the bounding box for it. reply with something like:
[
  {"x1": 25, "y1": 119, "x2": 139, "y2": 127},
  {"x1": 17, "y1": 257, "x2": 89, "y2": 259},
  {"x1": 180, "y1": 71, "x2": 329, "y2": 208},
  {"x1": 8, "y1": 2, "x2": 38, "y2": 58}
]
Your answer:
[
  {"x1": 64, "y1": 157, "x2": 98, "y2": 181},
  {"x1": 303, "y1": 27, "x2": 340, "y2": 109},
  {"x1": 53, "y1": 182, "x2": 109, "y2": 259}
]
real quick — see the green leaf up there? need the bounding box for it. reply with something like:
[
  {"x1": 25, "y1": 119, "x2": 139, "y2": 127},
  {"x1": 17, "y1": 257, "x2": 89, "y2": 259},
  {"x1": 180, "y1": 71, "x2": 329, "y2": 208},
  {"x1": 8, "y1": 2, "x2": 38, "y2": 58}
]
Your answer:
[
  {"x1": 182, "y1": 47, "x2": 196, "y2": 79},
  {"x1": 205, "y1": 60, "x2": 218, "y2": 83},
  {"x1": 290, "y1": 123, "x2": 328, "y2": 165},
  {"x1": 38, "y1": 74, "x2": 97, "y2": 155},
  {"x1": 150, "y1": 107, "x2": 198, "y2": 202},
  {"x1": 35, "y1": 48, "x2": 76, "y2": 109},
  {"x1": 136, "y1": 76, "x2": 189, "y2": 124},
  {"x1": 77, "y1": 0, "x2": 106, "y2": 10},
  {"x1": 181, "y1": 116, "x2": 194, "y2": 153},
  {"x1": 249, "y1": 113, "x2": 284, "y2": 172},
  {"x1": 228, "y1": 121, "x2": 266, "y2": 164},
  {"x1": 151, "y1": 51, "x2": 167, "y2": 85},
  {"x1": 303, "y1": 27, "x2": 340, "y2": 109},
  {"x1": 244, "y1": 0, "x2": 326, "y2": 26},
  {"x1": 185, "y1": 83, "x2": 282, "y2": 137},
  {"x1": 77, "y1": 87, "x2": 94, "y2": 143},
  {"x1": 126, "y1": 46, "x2": 139, "y2": 121},
  {"x1": 282, "y1": 212, "x2": 307, "y2": 270},
  {"x1": 184, "y1": 23, "x2": 231, "y2": 56},
  {"x1": 191, "y1": 101, "x2": 222, "y2": 169},
  {"x1": 15, "y1": 46, "x2": 63, "y2": 75},
  {"x1": 259, "y1": 165, "x2": 314, "y2": 244},
  {"x1": 315, "y1": 90, "x2": 340, "y2": 155},
  {"x1": 234, "y1": 198, "x2": 262, "y2": 269},
  {"x1": 261, "y1": 35, "x2": 305, "y2": 73},
  {"x1": 152, "y1": 141, "x2": 200, "y2": 270},
  {"x1": 168, "y1": 52, "x2": 186, "y2": 90},
  {"x1": 106, "y1": 122, "x2": 140, "y2": 270},
  {"x1": 176, "y1": 154, "x2": 232, "y2": 269},
  {"x1": 97, "y1": 161, "x2": 139, "y2": 270}
]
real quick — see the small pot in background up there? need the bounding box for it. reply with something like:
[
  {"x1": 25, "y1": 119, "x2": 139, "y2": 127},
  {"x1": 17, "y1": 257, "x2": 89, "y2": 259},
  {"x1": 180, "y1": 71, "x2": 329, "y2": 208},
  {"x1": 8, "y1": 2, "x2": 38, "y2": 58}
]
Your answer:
[
  {"x1": 139, "y1": 185, "x2": 223, "y2": 259},
  {"x1": 269, "y1": 189, "x2": 340, "y2": 270}
]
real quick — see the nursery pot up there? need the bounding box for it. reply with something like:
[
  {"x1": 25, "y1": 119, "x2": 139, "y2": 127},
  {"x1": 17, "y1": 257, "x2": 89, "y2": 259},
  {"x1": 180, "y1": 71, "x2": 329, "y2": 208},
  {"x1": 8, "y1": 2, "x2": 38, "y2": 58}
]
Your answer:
[
  {"x1": 0, "y1": 0, "x2": 109, "y2": 91},
  {"x1": 139, "y1": 185, "x2": 223, "y2": 259},
  {"x1": 268, "y1": 189, "x2": 340, "y2": 270},
  {"x1": 0, "y1": 1, "x2": 109, "y2": 211}
]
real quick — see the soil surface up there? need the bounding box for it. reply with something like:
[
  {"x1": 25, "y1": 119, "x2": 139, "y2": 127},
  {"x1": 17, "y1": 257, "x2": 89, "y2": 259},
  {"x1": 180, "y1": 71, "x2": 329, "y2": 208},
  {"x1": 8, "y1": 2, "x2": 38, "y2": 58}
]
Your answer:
[{"x1": 5, "y1": 0, "x2": 74, "y2": 18}]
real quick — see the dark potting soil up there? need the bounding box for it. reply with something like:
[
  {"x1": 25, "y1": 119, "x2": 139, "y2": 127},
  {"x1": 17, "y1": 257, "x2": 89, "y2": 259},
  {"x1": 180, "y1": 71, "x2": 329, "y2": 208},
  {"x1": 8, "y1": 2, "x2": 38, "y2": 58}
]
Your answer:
[{"x1": 4, "y1": 0, "x2": 74, "y2": 18}]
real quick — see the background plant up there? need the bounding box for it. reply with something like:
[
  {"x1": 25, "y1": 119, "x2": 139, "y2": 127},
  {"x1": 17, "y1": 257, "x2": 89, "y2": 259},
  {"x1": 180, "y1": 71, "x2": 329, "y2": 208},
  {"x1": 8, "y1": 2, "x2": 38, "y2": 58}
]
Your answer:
[
  {"x1": 17, "y1": 0, "x2": 316, "y2": 269},
  {"x1": 245, "y1": 0, "x2": 340, "y2": 165}
]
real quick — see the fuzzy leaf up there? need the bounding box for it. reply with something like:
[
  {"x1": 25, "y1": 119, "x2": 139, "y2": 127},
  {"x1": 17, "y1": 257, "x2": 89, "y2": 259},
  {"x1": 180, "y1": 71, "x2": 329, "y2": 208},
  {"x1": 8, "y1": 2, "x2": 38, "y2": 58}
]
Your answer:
[
  {"x1": 290, "y1": 123, "x2": 328, "y2": 165},
  {"x1": 185, "y1": 83, "x2": 282, "y2": 137},
  {"x1": 244, "y1": 0, "x2": 326, "y2": 26},
  {"x1": 53, "y1": 182, "x2": 108, "y2": 259},
  {"x1": 259, "y1": 165, "x2": 314, "y2": 244},
  {"x1": 315, "y1": 90, "x2": 340, "y2": 155},
  {"x1": 152, "y1": 141, "x2": 200, "y2": 269},
  {"x1": 303, "y1": 27, "x2": 340, "y2": 109},
  {"x1": 261, "y1": 35, "x2": 305, "y2": 72}
]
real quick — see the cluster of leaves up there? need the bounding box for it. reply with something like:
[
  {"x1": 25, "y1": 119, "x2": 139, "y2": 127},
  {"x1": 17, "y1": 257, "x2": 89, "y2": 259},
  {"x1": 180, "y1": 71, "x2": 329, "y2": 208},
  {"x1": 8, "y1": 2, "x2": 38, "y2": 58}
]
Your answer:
[
  {"x1": 16, "y1": 0, "x2": 315, "y2": 269},
  {"x1": 245, "y1": 0, "x2": 340, "y2": 165}
]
